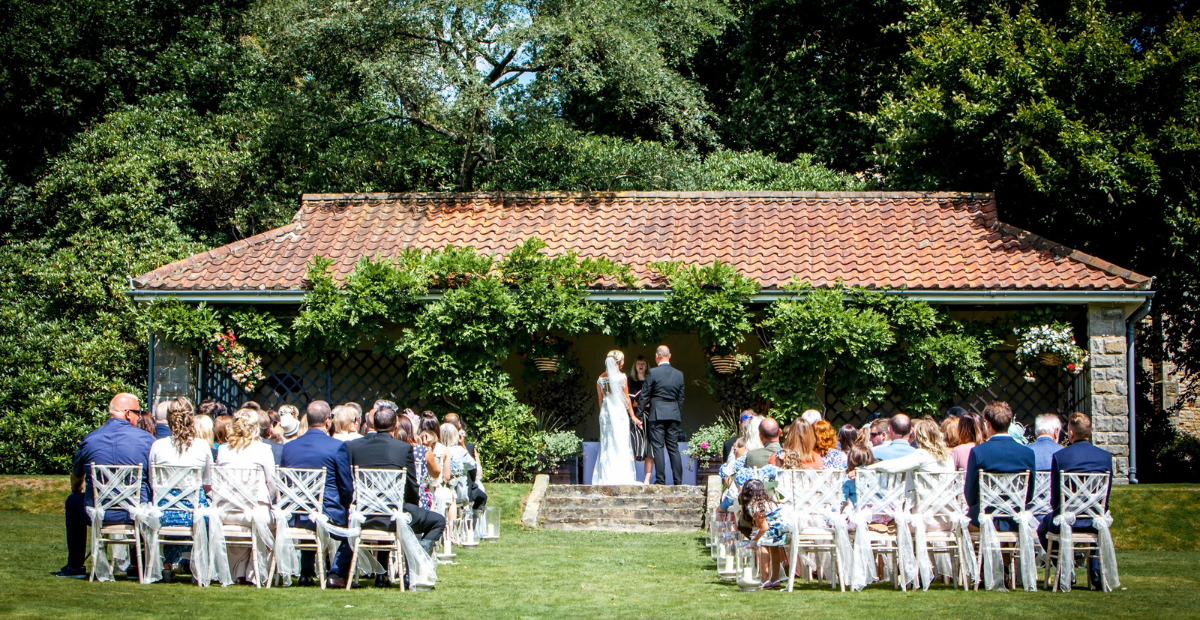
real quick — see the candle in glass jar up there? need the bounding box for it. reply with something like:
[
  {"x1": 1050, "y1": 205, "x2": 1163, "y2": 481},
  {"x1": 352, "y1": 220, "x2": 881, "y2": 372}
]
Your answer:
[
  {"x1": 487, "y1": 523, "x2": 496, "y2": 537},
  {"x1": 718, "y1": 545, "x2": 727, "y2": 559},
  {"x1": 742, "y1": 566, "x2": 754, "y2": 582},
  {"x1": 724, "y1": 555, "x2": 735, "y2": 573}
]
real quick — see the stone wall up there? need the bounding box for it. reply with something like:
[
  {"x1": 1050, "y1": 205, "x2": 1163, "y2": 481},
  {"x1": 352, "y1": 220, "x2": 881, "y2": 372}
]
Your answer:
[
  {"x1": 1087, "y1": 304, "x2": 1130, "y2": 481},
  {"x1": 150, "y1": 333, "x2": 197, "y2": 410},
  {"x1": 1155, "y1": 358, "x2": 1200, "y2": 436}
]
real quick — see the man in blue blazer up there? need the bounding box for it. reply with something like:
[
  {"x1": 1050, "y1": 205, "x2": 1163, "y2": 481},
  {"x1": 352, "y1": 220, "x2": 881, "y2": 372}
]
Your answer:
[
  {"x1": 964, "y1": 401, "x2": 1036, "y2": 531},
  {"x1": 1038, "y1": 411, "x2": 1113, "y2": 587},
  {"x1": 281, "y1": 400, "x2": 355, "y2": 587}
]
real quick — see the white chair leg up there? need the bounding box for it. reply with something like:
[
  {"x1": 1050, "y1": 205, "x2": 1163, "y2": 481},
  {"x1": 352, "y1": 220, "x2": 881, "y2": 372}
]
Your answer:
[{"x1": 317, "y1": 539, "x2": 327, "y2": 590}]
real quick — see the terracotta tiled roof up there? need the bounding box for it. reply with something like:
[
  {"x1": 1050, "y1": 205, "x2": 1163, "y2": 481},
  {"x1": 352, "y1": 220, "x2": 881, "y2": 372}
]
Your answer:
[{"x1": 133, "y1": 192, "x2": 1151, "y2": 292}]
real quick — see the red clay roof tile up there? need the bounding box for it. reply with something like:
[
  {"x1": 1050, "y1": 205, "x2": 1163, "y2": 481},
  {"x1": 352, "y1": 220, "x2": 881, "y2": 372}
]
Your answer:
[{"x1": 133, "y1": 192, "x2": 1150, "y2": 292}]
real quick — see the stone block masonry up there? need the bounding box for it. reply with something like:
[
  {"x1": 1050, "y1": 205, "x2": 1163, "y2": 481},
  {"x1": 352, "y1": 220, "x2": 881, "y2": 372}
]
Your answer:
[{"x1": 1087, "y1": 304, "x2": 1130, "y2": 482}]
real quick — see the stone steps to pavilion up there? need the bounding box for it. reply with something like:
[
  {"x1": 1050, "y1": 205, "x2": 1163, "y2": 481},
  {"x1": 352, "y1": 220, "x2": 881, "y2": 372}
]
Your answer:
[{"x1": 538, "y1": 484, "x2": 706, "y2": 532}]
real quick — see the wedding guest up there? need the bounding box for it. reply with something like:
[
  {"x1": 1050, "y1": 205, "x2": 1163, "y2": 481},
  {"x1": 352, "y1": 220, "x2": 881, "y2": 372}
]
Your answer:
[
  {"x1": 152, "y1": 401, "x2": 172, "y2": 439},
  {"x1": 943, "y1": 406, "x2": 967, "y2": 420},
  {"x1": 240, "y1": 401, "x2": 262, "y2": 411},
  {"x1": 952, "y1": 412, "x2": 986, "y2": 471},
  {"x1": 267, "y1": 409, "x2": 283, "y2": 444},
  {"x1": 403, "y1": 416, "x2": 440, "y2": 510},
  {"x1": 214, "y1": 410, "x2": 277, "y2": 584},
  {"x1": 148, "y1": 397, "x2": 212, "y2": 578},
  {"x1": 330, "y1": 405, "x2": 360, "y2": 441},
  {"x1": 868, "y1": 418, "x2": 889, "y2": 447},
  {"x1": 278, "y1": 405, "x2": 302, "y2": 442},
  {"x1": 863, "y1": 418, "x2": 953, "y2": 476},
  {"x1": 444, "y1": 413, "x2": 486, "y2": 512},
  {"x1": 745, "y1": 417, "x2": 782, "y2": 467},
  {"x1": 801, "y1": 409, "x2": 823, "y2": 425},
  {"x1": 198, "y1": 399, "x2": 227, "y2": 419},
  {"x1": 136, "y1": 409, "x2": 158, "y2": 435},
  {"x1": 941, "y1": 417, "x2": 961, "y2": 449},
  {"x1": 717, "y1": 437, "x2": 747, "y2": 513},
  {"x1": 872, "y1": 414, "x2": 916, "y2": 460},
  {"x1": 739, "y1": 479, "x2": 791, "y2": 589},
  {"x1": 59, "y1": 393, "x2": 154, "y2": 579},
  {"x1": 781, "y1": 419, "x2": 821, "y2": 468},
  {"x1": 776, "y1": 449, "x2": 805, "y2": 469},
  {"x1": 725, "y1": 411, "x2": 756, "y2": 462},
  {"x1": 213, "y1": 414, "x2": 232, "y2": 446},
  {"x1": 964, "y1": 401, "x2": 1036, "y2": 530},
  {"x1": 194, "y1": 414, "x2": 215, "y2": 450},
  {"x1": 1030, "y1": 413, "x2": 1065, "y2": 471},
  {"x1": 842, "y1": 445, "x2": 877, "y2": 510},
  {"x1": 837, "y1": 424, "x2": 858, "y2": 451},
  {"x1": 257, "y1": 410, "x2": 282, "y2": 465},
  {"x1": 280, "y1": 401, "x2": 354, "y2": 588},
  {"x1": 815, "y1": 420, "x2": 847, "y2": 469},
  {"x1": 419, "y1": 412, "x2": 452, "y2": 516},
  {"x1": 440, "y1": 422, "x2": 477, "y2": 542}
]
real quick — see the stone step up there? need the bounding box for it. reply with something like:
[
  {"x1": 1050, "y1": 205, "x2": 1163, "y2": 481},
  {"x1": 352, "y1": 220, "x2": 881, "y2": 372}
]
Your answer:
[
  {"x1": 544, "y1": 484, "x2": 705, "y2": 498},
  {"x1": 540, "y1": 507, "x2": 702, "y2": 522},
  {"x1": 541, "y1": 495, "x2": 705, "y2": 509},
  {"x1": 542, "y1": 519, "x2": 702, "y2": 533}
]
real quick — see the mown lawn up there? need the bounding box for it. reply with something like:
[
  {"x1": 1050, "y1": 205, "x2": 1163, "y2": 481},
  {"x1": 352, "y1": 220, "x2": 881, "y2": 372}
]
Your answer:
[{"x1": 1, "y1": 477, "x2": 1197, "y2": 619}]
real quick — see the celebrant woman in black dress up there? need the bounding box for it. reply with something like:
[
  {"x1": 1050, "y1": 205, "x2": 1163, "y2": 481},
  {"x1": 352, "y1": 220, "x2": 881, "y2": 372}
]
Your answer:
[{"x1": 629, "y1": 355, "x2": 654, "y2": 484}]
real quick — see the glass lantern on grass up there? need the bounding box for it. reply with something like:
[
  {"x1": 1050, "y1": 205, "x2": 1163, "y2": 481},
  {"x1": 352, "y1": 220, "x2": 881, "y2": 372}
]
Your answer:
[
  {"x1": 479, "y1": 506, "x2": 500, "y2": 541},
  {"x1": 716, "y1": 526, "x2": 739, "y2": 580},
  {"x1": 736, "y1": 541, "x2": 760, "y2": 592},
  {"x1": 457, "y1": 509, "x2": 480, "y2": 548}
]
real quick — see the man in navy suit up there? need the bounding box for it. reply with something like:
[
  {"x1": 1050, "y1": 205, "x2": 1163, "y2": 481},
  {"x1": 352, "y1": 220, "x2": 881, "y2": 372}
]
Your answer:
[
  {"x1": 964, "y1": 401, "x2": 1036, "y2": 531},
  {"x1": 281, "y1": 400, "x2": 354, "y2": 588},
  {"x1": 1038, "y1": 411, "x2": 1113, "y2": 588},
  {"x1": 638, "y1": 345, "x2": 686, "y2": 485},
  {"x1": 152, "y1": 401, "x2": 173, "y2": 440}
]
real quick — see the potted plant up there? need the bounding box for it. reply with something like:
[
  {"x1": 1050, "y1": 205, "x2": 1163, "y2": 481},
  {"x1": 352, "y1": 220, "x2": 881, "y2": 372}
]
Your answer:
[
  {"x1": 538, "y1": 430, "x2": 583, "y2": 484},
  {"x1": 521, "y1": 333, "x2": 573, "y2": 373},
  {"x1": 685, "y1": 422, "x2": 733, "y2": 481},
  {"x1": 1014, "y1": 322, "x2": 1089, "y2": 382}
]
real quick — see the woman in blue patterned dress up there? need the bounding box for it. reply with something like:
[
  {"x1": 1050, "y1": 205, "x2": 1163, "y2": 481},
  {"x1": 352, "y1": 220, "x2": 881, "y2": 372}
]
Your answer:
[{"x1": 739, "y1": 479, "x2": 791, "y2": 589}]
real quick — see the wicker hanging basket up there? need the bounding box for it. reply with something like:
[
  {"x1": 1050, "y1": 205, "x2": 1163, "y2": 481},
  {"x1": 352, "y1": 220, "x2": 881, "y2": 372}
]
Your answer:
[
  {"x1": 532, "y1": 357, "x2": 559, "y2": 373},
  {"x1": 709, "y1": 355, "x2": 739, "y2": 375},
  {"x1": 1038, "y1": 352, "x2": 1063, "y2": 367}
]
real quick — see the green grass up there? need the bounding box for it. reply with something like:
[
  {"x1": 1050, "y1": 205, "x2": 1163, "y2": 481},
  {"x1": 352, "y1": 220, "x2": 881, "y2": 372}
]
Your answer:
[{"x1": 0, "y1": 477, "x2": 1197, "y2": 619}]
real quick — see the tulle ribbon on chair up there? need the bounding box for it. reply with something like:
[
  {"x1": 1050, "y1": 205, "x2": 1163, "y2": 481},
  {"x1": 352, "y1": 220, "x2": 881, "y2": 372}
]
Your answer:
[
  {"x1": 394, "y1": 510, "x2": 438, "y2": 588},
  {"x1": 85, "y1": 506, "x2": 117, "y2": 582},
  {"x1": 848, "y1": 509, "x2": 875, "y2": 591},
  {"x1": 828, "y1": 511, "x2": 853, "y2": 588},
  {"x1": 129, "y1": 503, "x2": 164, "y2": 583},
  {"x1": 911, "y1": 515, "x2": 936, "y2": 590},
  {"x1": 978, "y1": 513, "x2": 1005, "y2": 591},
  {"x1": 1016, "y1": 510, "x2": 1039, "y2": 592},
  {"x1": 248, "y1": 505, "x2": 276, "y2": 587},
  {"x1": 196, "y1": 505, "x2": 233, "y2": 586},
  {"x1": 950, "y1": 513, "x2": 978, "y2": 588},
  {"x1": 315, "y1": 512, "x2": 384, "y2": 576},
  {"x1": 892, "y1": 509, "x2": 919, "y2": 590},
  {"x1": 272, "y1": 508, "x2": 300, "y2": 586},
  {"x1": 1094, "y1": 512, "x2": 1120, "y2": 592},
  {"x1": 1053, "y1": 510, "x2": 1119, "y2": 593}
]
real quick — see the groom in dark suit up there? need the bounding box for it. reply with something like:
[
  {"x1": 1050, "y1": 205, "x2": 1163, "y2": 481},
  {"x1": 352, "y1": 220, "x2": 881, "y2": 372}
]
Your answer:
[{"x1": 638, "y1": 345, "x2": 685, "y2": 485}]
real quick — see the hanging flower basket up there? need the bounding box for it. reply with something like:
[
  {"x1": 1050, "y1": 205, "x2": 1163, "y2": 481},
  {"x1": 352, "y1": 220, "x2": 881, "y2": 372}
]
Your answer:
[
  {"x1": 1038, "y1": 352, "x2": 1064, "y2": 367},
  {"x1": 709, "y1": 355, "x2": 739, "y2": 374},
  {"x1": 533, "y1": 357, "x2": 559, "y2": 373}
]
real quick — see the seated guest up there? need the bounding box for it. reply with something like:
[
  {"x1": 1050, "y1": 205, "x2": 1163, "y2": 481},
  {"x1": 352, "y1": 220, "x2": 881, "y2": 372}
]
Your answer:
[
  {"x1": 59, "y1": 393, "x2": 155, "y2": 579},
  {"x1": 800, "y1": 409, "x2": 823, "y2": 425},
  {"x1": 952, "y1": 412, "x2": 986, "y2": 471},
  {"x1": 717, "y1": 437, "x2": 747, "y2": 513},
  {"x1": 281, "y1": 400, "x2": 354, "y2": 588},
  {"x1": 152, "y1": 401, "x2": 172, "y2": 439},
  {"x1": 345, "y1": 408, "x2": 446, "y2": 587},
  {"x1": 862, "y1": 418, "x2": 954, "y2": 500},
  {"x1": 1030, "y1": 413, "x2": 1065, "y2": 471},
  {"x1": 136, "y1": 409, "x2": 158, "y2": 435},
  {"x1": 872, "y1": 414, "x2": 916, "y2": 460},
  {"x1": 420, "y1": 412, "x2": 453, "y2": 516},
  {"x1": 257, "y1": 410, "x2": 282, "y2": 465},
  {"x1": 724, "y1": 411, "x2": 756, "y2": 462},
  {"x1": 842, "y1": 445, "x2": 877, "y2": 510},
  {"x1": 776, "y1": 449, "x2": 805, "y2": 469},
  {"x1": 868, "y1": 418, "x2": 889, "y2": 447},
  {"x1": 330, "y1": 405, "x2": 360, "y2": 441},
  {"x1": 267, "y1": 409, "x2": 283, "y2": 444},
  {"x1": 198, "y1": 399, "x2": 227, "y2": 419},
  {"x1": 401, "y1": 416, "x2": 440, "y2": 510},
  {"x1": 278, "y1": 407, "x2": 301, "y2": 443},
  {"x1": 1037, "y1": 411, "x2": 1113, "y2": 589},
  {"x1": 240, "y1": 401, "x2": 262, "y2": 411},
  {"x1": 815, "y1": 420, "x2": 847, "y2": 469},
  {"x1": 941, "y1": 417, "x2": 961, "y2": 449},
  {"x1": 964, "y1": 401, "x2": 1035, "y2": 529},
  {"x1": 943, "y1": 406, "x2": 967, "y2": 420},
  {"x1": 213, "y1": 414, "x2": 232, "y2": 447},
  {"x1": 744, "y1": 417, "x2": 782, "y2": 468},
  {"x1": 837, "y1": 424, "x2": 857, "y2": 452},
  {"x1": 444, "y1": 413, "x2": 486, "y2": 513},
  {"x1": 194, "y1": 414, "x2": 215, "y2": 450},
  {"x1": 215, "y1": 410, "x2": 277, "y2": 585},
  {"x1": 149, "y1": 397, "x2": 213, "y2": 578},
  {"x1": 781, "y1": 419, "x2": 822, "y2": 468},
  {"x1": 740, "y1": 479, "x2": 791, "y2": 588}
]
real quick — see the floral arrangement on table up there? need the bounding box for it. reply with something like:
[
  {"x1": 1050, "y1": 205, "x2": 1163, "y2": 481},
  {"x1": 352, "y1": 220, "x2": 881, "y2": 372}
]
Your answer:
[
  {"x1": 211, "y1": 329, "x2": 264, "y2": 392},
  {"x1": 685, "y1": 422, "x2": 734, "y2": 464},
  {"x1": 538, "y1": 430, "x2": 583, "y2": 470},
  {"x1": 1014, "y1": 322, "x2": 1089, "y2": 381}
]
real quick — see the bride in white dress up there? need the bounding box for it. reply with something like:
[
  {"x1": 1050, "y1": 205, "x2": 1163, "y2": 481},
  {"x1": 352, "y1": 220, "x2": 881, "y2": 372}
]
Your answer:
[{"x1": 593, "y1": 350, "x2": 643, "y2": 485}]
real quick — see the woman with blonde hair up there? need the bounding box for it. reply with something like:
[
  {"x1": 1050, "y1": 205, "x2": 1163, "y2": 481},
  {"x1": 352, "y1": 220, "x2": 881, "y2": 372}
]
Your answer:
[
  {"x1": 149, "y1": 397, "x2": 213, "y2": 579},
  {"x1": 215, "y1": 409, "x2": 276, "y2": 584},
  {"x1": 781, "y1": 419, "x2": 822, "y2": 469},
  {"x1": 593, "y1": 349, "x2": 640, "y2": 485},
  {"x1": 330, "y1": 405, "x2": 359, "y2": 441},
  {"x1": 862, "y1": 418, "x2": 953, "y2": 475}
]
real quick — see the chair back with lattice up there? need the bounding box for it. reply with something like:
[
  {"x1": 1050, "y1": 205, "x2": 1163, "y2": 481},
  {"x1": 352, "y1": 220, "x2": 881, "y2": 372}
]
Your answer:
[
  {"x1": 1030, "y1": 472, "x2": 1052, "y2": 517},
  {"x1": 855, "y1": 471, "x2": 908, "y2": 517},
  {"x1": 90, "y1": 464, "x2": 143, "y2": 517},
  {"x1": 352, "y1": 468, "x2": 407, "y2": 519},
  {"x1": 211, "y1": 466, "x2": 266, "y2": 516},
  {"x1": 781, "y1": 469, "x2": 843, "y2": 516},
  {"x1": 276, "y1": 467, "x2": 327, "y2": 521},
  {"x1": 978, "y1": 471, "x2": 1030, "y2": 518},
  {"x1": 151, "y1": 465, "x2": 204, "y2": 520},
  {"x1": 1059, "y1": 473, "x2": 1110, "y2": 520},
  {"x1": 913, "y1": 471, "x2": 965, "y2": 518}
]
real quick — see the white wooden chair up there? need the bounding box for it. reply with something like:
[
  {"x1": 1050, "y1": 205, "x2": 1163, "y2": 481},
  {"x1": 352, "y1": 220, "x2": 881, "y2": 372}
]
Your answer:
[
  {"x1": 851, "y1": 471, "x2": 915, "y2": 591},
  {"x1": 1031, "y1": 472, "x2": 1053, "y2": 520},
  {"x1": 346, "y1": 468, "x2": 408, "y2": 591},
  {"x1": 972, "y1": 471, "x2": 1038, "y2": 591},
  {"x1": 149, "y1": 465, "x2": 206, "y2": 585},
  {"x1": 211, "y1": 465, "x2": 274, "y2": 588},
  {"x1": 782, "y1": 469, "x2": 847, "y2": 592},
  {"x1": 87, "y1": 464, "x2": 145, "y2": 583},
  {"x1": 913, "y1": 471, "x2": 974, "y2": 590},
  {"x1": 271, "y1": 467, "x2": 327, "y2": 588},
  {"x1": 1045, "y1": 472, "x2": 1117, "y2": 592}
]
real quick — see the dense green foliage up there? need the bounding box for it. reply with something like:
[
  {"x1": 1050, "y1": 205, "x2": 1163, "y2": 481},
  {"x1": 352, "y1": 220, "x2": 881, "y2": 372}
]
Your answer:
[{"x1": 757, "y1": 287, "x2": 994, "y2": 422}]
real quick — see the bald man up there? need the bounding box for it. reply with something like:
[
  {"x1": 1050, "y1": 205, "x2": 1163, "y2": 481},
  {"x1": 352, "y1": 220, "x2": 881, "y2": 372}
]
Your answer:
[
  {"x1": 152, "y1": 400, "x2": 172, "y2": 440},
  {"x1": 59, "y1": 393, "x2": 155, "y2": 578},
  {"x1": 638, "y1": 345, "x2": 686, "y2": 485}
]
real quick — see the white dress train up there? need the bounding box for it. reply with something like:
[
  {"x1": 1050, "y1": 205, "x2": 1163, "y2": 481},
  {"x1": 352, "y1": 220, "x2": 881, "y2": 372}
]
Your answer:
[{"x1": 592, "y1": 375, "x2": 638, "y2": 485}]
